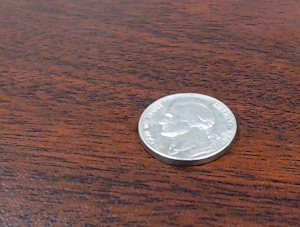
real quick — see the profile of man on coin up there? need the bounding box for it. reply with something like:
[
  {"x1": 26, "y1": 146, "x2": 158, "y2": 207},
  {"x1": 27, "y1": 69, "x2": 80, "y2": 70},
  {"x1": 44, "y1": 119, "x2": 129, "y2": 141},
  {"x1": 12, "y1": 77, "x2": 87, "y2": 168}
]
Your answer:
[{"x1": 159, "y1": 100, "x2": 221, "y2": 158}]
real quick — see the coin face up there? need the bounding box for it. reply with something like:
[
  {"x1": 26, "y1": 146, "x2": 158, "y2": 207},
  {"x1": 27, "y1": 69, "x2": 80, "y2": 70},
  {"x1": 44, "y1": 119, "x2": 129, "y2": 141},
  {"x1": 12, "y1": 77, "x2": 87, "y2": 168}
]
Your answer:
[{"x1": 138, "y1": 93, "x2": 237, "y2": 165}]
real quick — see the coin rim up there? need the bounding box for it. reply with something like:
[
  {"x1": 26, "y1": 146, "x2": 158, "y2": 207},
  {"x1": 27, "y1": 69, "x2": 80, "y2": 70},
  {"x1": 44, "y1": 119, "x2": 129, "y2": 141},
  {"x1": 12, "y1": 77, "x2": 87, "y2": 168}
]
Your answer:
[{"x1": 138, "y1": 93, "x2": 237, "y2": 165}]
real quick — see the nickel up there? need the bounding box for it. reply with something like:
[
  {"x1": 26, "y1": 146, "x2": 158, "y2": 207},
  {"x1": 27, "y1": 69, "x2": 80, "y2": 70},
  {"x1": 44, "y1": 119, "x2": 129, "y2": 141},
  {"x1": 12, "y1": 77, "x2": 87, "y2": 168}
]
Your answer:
[{"x1": 138, "y1": 93, "x2": 237, "y2": 165}]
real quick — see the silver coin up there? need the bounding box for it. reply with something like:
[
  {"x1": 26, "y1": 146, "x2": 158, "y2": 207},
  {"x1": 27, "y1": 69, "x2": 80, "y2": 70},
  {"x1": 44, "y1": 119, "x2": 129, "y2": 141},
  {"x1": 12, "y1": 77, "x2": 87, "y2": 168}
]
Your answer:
[{"x1": 138, "y1": 93, "x2": 237, "y2": 165}]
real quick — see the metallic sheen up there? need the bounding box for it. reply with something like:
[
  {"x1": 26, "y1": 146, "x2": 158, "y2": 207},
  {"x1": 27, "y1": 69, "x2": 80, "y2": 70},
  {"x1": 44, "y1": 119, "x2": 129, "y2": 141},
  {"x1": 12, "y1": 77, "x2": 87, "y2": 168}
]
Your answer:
[{"x1": 138, "y1": 93, "x2": 237, "y2": 165}]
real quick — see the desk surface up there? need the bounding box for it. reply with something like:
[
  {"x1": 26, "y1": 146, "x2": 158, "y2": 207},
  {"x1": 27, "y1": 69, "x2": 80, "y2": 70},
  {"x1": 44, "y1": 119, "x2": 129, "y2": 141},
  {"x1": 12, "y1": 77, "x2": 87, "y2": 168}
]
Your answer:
[{"x1": 0, "y1": 0, "x2": 299, "y2": 226}]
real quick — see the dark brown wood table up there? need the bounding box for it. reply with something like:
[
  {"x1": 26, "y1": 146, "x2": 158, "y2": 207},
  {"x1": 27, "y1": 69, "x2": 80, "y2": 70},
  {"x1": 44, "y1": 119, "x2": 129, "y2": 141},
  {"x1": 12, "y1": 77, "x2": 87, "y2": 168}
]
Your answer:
[{"x1": 0, "y1": 0, "x2": 299, "y2": 226}]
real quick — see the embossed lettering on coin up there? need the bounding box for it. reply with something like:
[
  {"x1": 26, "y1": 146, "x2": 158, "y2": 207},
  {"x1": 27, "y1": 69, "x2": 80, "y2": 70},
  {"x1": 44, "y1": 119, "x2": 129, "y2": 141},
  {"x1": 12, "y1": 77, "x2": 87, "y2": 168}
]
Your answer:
[{"x1": 138, "y1": 93, "x2": 237, "y2": 165}]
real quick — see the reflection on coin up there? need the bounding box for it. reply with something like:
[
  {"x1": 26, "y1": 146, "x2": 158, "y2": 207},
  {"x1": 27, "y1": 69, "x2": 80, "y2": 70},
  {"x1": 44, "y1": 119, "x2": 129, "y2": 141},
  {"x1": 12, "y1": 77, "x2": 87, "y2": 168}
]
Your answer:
[{"x1": 138, "y1": 93, "x2": 237, "y2": 165}]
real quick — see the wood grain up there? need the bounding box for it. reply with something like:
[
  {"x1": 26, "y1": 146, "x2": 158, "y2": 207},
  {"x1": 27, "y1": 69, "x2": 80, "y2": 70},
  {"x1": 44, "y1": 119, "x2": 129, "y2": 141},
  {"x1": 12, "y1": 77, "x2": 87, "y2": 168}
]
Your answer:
[{"x1": 0, "y1": 0, "x2": 299, "y2": 226}]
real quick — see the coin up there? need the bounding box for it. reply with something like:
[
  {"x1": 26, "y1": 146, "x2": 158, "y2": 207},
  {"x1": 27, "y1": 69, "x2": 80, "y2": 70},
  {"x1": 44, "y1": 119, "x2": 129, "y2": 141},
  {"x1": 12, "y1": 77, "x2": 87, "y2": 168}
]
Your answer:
[{"x1": 138, "y1": 93, "x2": 237, "y2": 165}]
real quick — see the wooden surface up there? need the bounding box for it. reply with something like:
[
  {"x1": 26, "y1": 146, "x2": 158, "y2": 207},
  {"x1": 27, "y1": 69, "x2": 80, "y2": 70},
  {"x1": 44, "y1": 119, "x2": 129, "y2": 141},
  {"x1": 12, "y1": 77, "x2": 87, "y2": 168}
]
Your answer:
[{"x1": 0, "y1": 0, "x2": 299, "y2": 226}]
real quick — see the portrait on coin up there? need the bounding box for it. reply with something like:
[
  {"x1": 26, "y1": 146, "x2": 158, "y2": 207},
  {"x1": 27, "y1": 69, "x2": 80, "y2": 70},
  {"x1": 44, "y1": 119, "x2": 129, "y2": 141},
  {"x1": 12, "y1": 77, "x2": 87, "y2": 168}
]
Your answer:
[{"x1": 159, "y1": 101, "x2": 220, "y2": 158}]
